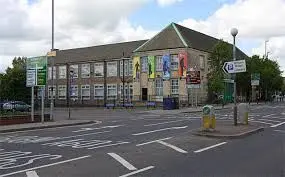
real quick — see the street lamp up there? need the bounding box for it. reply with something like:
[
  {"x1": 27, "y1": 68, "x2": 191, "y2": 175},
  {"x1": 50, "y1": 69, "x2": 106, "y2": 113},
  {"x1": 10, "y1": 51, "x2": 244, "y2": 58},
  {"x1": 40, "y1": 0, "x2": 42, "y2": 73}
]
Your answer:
[
  {"x1": 50, "y1": 0, "x2": 55, "y2": 121},
  {"x1": 231, "y1": 28, "x2": 238, "y2": 126},
  {"x1": 265, "y1": 40, "x2": 269, "y2": 59}
]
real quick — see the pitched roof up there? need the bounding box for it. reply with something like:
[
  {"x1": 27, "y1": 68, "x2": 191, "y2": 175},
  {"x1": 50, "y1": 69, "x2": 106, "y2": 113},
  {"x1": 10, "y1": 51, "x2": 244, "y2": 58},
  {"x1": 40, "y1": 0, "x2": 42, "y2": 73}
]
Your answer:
[
  {"x1": 54, "y1": 40, "x2": 148, "y2": 64},
  {"x1": 134, "y1": 23, "x2": 187, "y2": 52},
  {"x1": 135, "y1": 22, "x2": 248, "y2": 58}
]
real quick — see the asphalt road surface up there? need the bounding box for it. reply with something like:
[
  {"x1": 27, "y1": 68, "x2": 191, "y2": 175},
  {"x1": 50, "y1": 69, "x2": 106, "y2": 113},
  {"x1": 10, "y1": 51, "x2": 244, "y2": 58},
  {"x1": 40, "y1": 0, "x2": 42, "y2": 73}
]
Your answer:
[{"x1": 0, "y1": 103, "x2": 284, "y2": 177}]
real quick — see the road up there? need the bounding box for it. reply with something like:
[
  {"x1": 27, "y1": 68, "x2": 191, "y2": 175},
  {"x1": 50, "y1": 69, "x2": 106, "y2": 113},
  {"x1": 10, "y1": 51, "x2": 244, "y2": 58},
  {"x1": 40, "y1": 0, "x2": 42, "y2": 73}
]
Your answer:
[{"x1": 0, "y1": 103, "x2": 284, "y2": 177}]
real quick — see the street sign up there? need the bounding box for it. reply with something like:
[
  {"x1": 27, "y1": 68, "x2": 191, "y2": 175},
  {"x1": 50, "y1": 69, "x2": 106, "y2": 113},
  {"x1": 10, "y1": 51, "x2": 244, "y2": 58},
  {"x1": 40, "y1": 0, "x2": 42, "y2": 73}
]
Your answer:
[
  {"x1": 251, "y1": 80, "x2": 260, "y2": 86},
  {"x1": 223, "y1": 60, "x2": 246, "y2": 74},
  {"x1": 47, "y1": 51, "x2": 56, "y2": 57},
  {"x1": 26, "y1": 56, "x2": 47, "y2": 87},
  {"x1": 251, "y1": 73, "x2": 260, "y2": 86}
]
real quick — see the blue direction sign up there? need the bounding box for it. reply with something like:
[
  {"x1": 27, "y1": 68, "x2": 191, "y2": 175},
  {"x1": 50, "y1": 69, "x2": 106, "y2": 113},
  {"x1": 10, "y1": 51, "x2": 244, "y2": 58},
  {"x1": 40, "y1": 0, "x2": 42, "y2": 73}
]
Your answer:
[{"x1": 223, "y1": 60, "x2": 246, "y2": 74}]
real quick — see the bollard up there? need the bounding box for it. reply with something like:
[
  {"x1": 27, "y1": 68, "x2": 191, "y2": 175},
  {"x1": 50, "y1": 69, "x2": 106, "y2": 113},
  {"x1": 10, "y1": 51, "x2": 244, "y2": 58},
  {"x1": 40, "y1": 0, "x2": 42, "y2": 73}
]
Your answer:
[
  {"x1": 202, "y1": 105, "x2": 215, "y2": 130},
  {"x1": 238, "y1": 103, "x2": 249, "y2": 125}
]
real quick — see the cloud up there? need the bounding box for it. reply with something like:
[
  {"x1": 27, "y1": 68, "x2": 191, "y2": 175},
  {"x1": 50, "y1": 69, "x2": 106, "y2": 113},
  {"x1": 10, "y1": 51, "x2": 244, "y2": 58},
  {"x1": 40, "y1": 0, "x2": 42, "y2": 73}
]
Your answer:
[
  {"x1": 156, "y1": 0, "x2": 183, "y2": 7},
  {"x1": 0, "y1": 0, "x2": 154, "y2": 72},
  {"x1": 178, "y1": 0, "x2": 285, "y2": 72}
]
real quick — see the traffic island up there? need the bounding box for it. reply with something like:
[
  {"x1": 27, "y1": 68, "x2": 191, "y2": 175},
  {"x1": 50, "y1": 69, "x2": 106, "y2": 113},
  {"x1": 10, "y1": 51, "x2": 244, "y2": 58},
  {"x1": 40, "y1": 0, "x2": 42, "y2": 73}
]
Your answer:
[{"x1": 192, "y1": 120, "x2": 264, "y2": 139}]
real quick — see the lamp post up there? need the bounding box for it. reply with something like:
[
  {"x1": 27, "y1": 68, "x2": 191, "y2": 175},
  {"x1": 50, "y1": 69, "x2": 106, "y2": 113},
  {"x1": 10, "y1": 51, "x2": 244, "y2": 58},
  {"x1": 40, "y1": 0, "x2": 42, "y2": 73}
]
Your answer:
[
  {"x1": 265, "y1": 40, "x2": 269, "y2": 59},
  {"x1": 231, "y1": 28, "x2": 238, "y2": 126},
  {"x1": 50, "y1": 0, "x2": 55, "y2": 121}
]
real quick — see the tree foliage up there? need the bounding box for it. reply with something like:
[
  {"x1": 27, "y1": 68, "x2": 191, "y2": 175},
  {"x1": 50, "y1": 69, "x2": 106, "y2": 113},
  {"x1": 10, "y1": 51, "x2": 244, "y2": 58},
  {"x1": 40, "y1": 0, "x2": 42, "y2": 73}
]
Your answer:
[{"x1": 0, "y1": 57, "x2": 30, "y2": 103}]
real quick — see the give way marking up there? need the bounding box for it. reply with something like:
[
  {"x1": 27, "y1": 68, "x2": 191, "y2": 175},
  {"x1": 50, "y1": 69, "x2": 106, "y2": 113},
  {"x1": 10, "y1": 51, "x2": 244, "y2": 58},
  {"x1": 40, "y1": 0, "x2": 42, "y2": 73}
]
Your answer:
[
  {"x1": 73, "y1": 125, "x2": 124, "y2": 133},
  {"x1": 26, "y1": 171, "x2": 39, "y2": 177},
  {"x1": 107, "y1": 153, "x2": 154, "y2": 177},
  {"x1": 132, "y1": 126, "x2": 188, "y2": 136},
  {"x1": 137, "y1": 137, "x2": 188, "y2": 154}
]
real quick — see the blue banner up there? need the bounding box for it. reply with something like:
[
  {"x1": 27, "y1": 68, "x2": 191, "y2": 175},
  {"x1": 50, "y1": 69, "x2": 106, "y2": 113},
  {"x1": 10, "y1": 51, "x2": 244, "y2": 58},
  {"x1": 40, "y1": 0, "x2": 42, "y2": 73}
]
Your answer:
[{"x1": 162, "y1": 54, "x2": 170, "y2": 79}]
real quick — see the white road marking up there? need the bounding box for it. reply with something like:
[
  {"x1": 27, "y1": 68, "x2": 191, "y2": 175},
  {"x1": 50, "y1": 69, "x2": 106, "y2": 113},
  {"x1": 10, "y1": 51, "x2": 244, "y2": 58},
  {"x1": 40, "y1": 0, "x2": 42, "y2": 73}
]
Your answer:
[
  {"x1": 119, "y1": 166, "x2": 154, "y2": 177},
  {"x1": 270, "y1": 117, "x2": 285, "y2": 120},
  {"x1": 263, "y1": 114, "x2": 275, "y2": 118},
  {"x1": 274, "y1": 130, "x2": 285, "y2": 133},
  {"x1": 0, "y1": 155, "x2": 90, "y2": 177},
  {"x1": 72, "y1": 125, "x2": 124, "y2": 133},
  {"x1": 249, "y1": 119, "x2": 274, "y2": 125},
  {"x1": 108, "y1": 153, "x2": 137, "y2": 171},
  {"x1": 132, "y1": 126, "x2": 188, "y2": 136},
  {"x1": 156, "y1": 140, "x2": 188, "y2": 153},
  {"x1": 144, "y1": 120, "x2": 188, "y2": 127},
  {"x1": 26, "y1": 171, "x2": 39, "y2": 177},
  {"x1": 136, "y1": 137, "x2": 173, "y2": 146},
  {"x1": 257, "y1": 119, "x2": 281, "y2": 123},
  {"x1": 271, "y1": 122, "x2": 285, "y2": 128},
  {"x1": 87, "y1": 141, "x2": 129, "y2": 149},
  {"x1": 194, "y1": 142, "x2": 227, "y2": 153}
]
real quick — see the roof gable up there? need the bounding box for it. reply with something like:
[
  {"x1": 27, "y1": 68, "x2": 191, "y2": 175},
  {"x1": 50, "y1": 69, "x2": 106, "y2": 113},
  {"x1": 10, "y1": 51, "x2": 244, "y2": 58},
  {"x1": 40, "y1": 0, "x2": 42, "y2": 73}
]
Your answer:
[{"x1": 134, "y1": 23, "x2": 187, "y2": 52}]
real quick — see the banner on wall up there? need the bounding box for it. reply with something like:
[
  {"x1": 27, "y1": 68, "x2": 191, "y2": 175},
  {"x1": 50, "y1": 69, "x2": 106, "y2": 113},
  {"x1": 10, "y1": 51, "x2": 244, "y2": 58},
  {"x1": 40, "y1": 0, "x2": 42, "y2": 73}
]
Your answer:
[
  {"x1": 178, "y1": 52, "x2": 188, "y2": 77},
  {"x1": 133, "y1": 56, "x2": 140, "y2": 80},
  {"x1": 148, "y1": 56, "x2": 155, "y2": 79},
  {"x1": 162, "y1": 54, "x2": 170, "y2": 80},
  {"x1": 186, "y1": 70, "x2": 201, "y2": 85}
]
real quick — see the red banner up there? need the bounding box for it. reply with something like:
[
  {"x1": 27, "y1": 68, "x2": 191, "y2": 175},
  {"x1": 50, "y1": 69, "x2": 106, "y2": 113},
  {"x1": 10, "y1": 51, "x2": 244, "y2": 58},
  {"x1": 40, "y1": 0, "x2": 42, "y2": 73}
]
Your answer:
[{"x1": 178, "y1": 51, "x2": 187, "y2": 77}]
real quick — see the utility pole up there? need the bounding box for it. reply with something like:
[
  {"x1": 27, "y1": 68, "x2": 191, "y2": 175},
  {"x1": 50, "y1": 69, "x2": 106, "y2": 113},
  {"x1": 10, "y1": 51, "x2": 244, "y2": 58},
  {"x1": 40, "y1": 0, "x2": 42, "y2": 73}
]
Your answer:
[
  {"x1": 122, "y1": 52, "x2": 125, "y2": 107},
  {"x1": 104, "y1": 60, "x2": 107, "y2": 107}
]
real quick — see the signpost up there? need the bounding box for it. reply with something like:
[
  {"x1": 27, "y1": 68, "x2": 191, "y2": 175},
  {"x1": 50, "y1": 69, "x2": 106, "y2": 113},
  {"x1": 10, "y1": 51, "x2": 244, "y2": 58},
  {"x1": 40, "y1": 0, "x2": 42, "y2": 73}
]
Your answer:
[
  {"x1": 26, "y1": 56, "x2": 47, "y2": 123},
  {"x1": 223, "y1": 60, "x2": 246, "y2": 74}
]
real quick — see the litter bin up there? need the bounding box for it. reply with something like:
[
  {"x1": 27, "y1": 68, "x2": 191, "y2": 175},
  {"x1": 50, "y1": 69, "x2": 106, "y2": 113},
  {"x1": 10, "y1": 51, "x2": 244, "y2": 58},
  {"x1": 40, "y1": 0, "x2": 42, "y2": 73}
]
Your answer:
[
  {"x1": 173, "y1": 97, "x2": 179, "y2": 109},
  {"x1": 238, "y1": 103, "x2": 249, "y2": 125},
  {"x1": 202, "y1": 105, "x2": 216, "y2": 130},
  {"x1": 163, "y1": 97, "x2": 175, "y2": 110}
]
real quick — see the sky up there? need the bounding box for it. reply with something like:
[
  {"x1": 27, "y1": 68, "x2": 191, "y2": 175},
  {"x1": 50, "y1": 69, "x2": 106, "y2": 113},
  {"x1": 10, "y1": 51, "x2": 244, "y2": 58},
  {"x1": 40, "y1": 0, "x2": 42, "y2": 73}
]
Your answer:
[{"x1": 1, "y1": 0, "x2": 285, "y2": 73}]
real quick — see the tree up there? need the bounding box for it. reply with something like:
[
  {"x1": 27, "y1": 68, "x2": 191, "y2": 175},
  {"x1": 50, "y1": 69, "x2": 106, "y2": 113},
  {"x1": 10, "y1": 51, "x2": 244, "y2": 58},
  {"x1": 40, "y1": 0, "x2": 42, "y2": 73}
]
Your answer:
[
  {"x1": 0, "y1": 57, "x2": 30, "y2": 103},
  {"x1": 207, "y1": 40, "x2": 232, "y2": 102}
]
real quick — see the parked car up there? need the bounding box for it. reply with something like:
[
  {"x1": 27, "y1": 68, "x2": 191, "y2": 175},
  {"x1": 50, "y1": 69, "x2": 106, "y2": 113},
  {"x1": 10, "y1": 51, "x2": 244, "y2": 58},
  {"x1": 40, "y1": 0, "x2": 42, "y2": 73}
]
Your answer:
[{"x1": 2, "y1": 101, "x2": 31, "y2": 112}]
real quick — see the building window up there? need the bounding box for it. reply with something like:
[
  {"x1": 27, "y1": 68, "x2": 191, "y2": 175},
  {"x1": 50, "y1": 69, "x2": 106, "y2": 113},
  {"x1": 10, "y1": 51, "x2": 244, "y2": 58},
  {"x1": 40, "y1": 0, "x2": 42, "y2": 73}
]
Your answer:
[
  {"x1": 141, "y1": 57, "x2": 148, "y2": 72},
  {"x1": 48, "y1": 67, "x2": 56, "y2": 80},
  {"x1": 120, "y1": 60, "x2": 129, "y2": 77},
  {"x1": 128, "y1": 60, "x2": 133, "y2": 76},
  {"x1": 58, "y1": 85, "x2": 67, "y2": 100},
  {"x1": 120, "y1": 84, "x2": 133, "y2": 100},
  {"x1": 107, "y1": 84, "x2": 117, "y2": 100},
  {"x1": 171, "y1": 54, "x2": 179, "y2": 70},
  {"x1": 70, "y1": 65, "x2": 78, "y2": 78},
  {"x1": 107, "y1": 62, "x2": 117, "y2": 77},
  {"x1": 81, "y1": 85, "x2": 90, "y2": 100},
  {"x1": 199, "y1": 55, "x2": 205, "y2": 69},
  {"x1": 94, "y1": 84, "x2": 104, "y2": 100},
  {"x1": 58, "y1": 65, "x2": 66, "y2": 79},
  {"x1": 94, "y1": 63, "x2": 104, "y2": 77},
  {"x1": 48, "y1": 86, "x2": 56, "y2": 99},
  {"x1": 70, "y1": 85, "x2": 78, "y2": 100},
  {"x1": 81, "y1": 63, "x2": 90, "y2": 78},
  {"x1": 171, "y1": 79, "x2": 179, "y2": 94},
  {"x1": 155, "y1": 79, "x2": 163, "y2": 96},
  {"x1": 156, "y1": 56, "x2": 163, "y2": 71}
]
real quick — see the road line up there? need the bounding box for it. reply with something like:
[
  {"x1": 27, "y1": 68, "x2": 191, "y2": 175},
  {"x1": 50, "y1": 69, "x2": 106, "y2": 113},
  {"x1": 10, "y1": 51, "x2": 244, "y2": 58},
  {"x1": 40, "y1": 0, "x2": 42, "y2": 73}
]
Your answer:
[
  {"x1": 263, "y1": 114, "x2": 275, "y2": 118},
  {"x1": 271, "y1": 122, "x2": 285, "y2": 128},
  {"x1": 136, "y1": 137, "x2": 172, "y2": 146},
  {"x1": 132, "y1": 126, "x2": 188, "y2": 136},
  {"x1": 157, "y1": 140, "x2": 188, "y2": 153},
  {"x1": 144, "y1": 120, "x2": 188, "y2": 127},
  {"x1": 274, "y1": 130, "x2": 285, "y2": 133},
  {"x1": 108, "y1": 153, "x2": 137, "y2": 171},
  {"x1": 257, "y1": 119, "x2": 281, "y2": 123},
  {"x1": 119, "y1": 166, "x2": 154, "y2": 177},
  {"x1": 88, "y1": 142, "x2": 129, "y2": 149},
  {"x1": 60, "y1": 131, "x2": 111, "y2": 140},
  {"x1": 26, "y1": 171, "x2": 39, "y2": 177},
  {"x1": 72, "y1": 125, "x2": 124, "y2": 133},
  {"x1": 0, "y1": 155, "x2": 90, "y2": 177},
  {"x1": 194, "y1": 142, "x2": 227, "y2": 153},
  {"x1": 249, "y1": 119, "x2": 274, "y2": 125}
]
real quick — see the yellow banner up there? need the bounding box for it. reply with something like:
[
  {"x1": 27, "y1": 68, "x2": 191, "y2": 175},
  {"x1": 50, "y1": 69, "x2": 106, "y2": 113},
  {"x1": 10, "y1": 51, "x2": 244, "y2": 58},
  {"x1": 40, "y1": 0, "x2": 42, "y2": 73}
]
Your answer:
[
  {"x1": 133, "y1": 56, "x2": 140, "y2": 80},
  {"x1": 148, "y1": 56, "x2": 155, "y2": 79}
]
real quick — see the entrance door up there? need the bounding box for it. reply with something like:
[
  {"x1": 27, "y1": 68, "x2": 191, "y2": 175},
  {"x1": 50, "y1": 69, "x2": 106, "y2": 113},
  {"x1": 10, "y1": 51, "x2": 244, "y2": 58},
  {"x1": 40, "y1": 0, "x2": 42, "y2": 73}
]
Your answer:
[{"x1": 142, "y1": 88, "x2": 148, "y2": 101}]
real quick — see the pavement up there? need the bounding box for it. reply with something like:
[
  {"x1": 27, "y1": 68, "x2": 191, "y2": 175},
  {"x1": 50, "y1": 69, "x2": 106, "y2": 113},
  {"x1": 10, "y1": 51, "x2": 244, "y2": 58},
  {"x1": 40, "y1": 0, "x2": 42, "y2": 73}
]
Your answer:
[{"x1": 0, "y1": 102, "x2": 284, "y2": 177}]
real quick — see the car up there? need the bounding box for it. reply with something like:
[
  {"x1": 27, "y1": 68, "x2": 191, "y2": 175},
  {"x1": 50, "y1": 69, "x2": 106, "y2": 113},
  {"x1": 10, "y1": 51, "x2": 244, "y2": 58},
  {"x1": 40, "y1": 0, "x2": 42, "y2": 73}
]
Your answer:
[{"x1": 2, "y1": 101, "x2": 31, "y2": 112}]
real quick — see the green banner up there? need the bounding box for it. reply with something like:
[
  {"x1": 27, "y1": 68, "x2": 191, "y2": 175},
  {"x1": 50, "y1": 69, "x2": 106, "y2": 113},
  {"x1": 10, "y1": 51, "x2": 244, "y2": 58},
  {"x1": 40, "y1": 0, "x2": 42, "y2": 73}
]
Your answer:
[{"x1": 148, "y1": 56, "x2": 155, "y2": 79}]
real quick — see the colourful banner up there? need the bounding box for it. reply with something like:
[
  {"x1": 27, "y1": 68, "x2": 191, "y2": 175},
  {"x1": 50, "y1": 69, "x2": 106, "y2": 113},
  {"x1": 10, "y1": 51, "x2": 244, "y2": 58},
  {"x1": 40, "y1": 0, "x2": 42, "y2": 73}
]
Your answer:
[
  {"x1": 148, "y1": 56, "x2": 155, "y2": 79},
  {"x1": 162, "y1": 54, "x2": 170, "y2": 79},
  {"x1": 133, "y1": 56, "x2": 140, "y2": 80},
  {"x1": 178, "y1": 51, "x2": 187, "y2": 77}
]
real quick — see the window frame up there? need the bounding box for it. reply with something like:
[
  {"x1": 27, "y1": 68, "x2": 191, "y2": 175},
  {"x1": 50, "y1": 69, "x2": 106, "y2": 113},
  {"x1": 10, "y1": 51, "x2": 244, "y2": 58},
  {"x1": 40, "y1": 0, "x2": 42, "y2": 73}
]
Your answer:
[
  {"x1": 58, "y1": 85, "x2": 67, "y2": 100},
  {"x1": 58, "y1": 65, "x2": 67, "y2": 79},
  {"x1": 48, "y1": 85, "x2": 56, "y2": 99},
  {"x1": 81, "y1": 63, "x2": 90, "y2": 78},
  {"x1": 156, "y1": 56, "x2": 163, "y2": 71},
  {"x1": 107, "y1": 61, "x2": 118, "y2": 77},
  {"x1": 170, "y1": 54, "x2": 179, "y2": 70},
  {"x1": 141, "y1": 56, "x2": 148, "y2": 72},
  {"x1": 70, "y1": 85, "x2": 78, "y2": 100},
  {"x1": 171, "y1": 79, "x2": 179, "y2": 95},
  {"x1": 70, "y1": 65, "x2": 79, "y2": 78},
  {"x1": 94, "y1": 62, "x2": 104, "y2": 77},
  {"x1": 107, "y1": 84, "x2": 117, "y2": 100},
  {"x1": 94, "y1": 84, "x2": 104, "y2": 100},
  {"x1": 81, "y1": 85, "x2": 91, "y2": 100},
  {"x1": 155, "y1": 79, "x2": 163, "y2": 96}
]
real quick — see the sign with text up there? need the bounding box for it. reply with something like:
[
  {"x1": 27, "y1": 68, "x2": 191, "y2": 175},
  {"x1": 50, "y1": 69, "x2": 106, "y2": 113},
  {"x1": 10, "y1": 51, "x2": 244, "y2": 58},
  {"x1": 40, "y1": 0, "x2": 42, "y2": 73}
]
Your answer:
[
  {"x1": 251, "y1": 73, "x2": 260, "y2": 86},
  {"x1": 26, "y1": 56, "x2": 47, "y2": 87},
  {"x1": 223, "y1": 60, "x2": 246, "y2": 74},
  {"x1": 186, "y1": 70, "x2": 201, "y2": 85}
]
